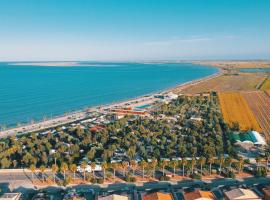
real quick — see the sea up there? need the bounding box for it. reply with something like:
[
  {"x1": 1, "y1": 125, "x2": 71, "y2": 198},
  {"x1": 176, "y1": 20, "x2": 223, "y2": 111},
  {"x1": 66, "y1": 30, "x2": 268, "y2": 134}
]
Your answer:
[{"x1": 0, "y1": 62, "x2": 218, "y2": 127}]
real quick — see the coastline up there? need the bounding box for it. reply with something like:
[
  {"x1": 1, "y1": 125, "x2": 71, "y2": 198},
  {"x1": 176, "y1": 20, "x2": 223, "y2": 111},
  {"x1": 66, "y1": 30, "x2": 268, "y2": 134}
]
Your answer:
[{"x1": 0, "y1": 65, "x2": 222, "y2": 138}]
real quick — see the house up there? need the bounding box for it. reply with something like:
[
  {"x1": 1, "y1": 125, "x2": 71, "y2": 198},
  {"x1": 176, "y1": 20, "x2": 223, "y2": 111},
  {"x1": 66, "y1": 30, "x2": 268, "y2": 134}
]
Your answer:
[
  {"x1": 98, "y1": 194, "x2": 129, "y2": 200},
  {"x1": 0, "y1": 193, "x2": 21, "y2": 200},
  {"x1": 184, "y1": 190, "x2": 216, "y2": 200},
  {"x1": 142, "y1": 192, "x2": 173, "y2": 200},
  {"x1": 224, "y1": 188, "x2": 261, "y2": 200},
  {"x1": 263, "y1": 187, "x2": 270, "y2": 200}
]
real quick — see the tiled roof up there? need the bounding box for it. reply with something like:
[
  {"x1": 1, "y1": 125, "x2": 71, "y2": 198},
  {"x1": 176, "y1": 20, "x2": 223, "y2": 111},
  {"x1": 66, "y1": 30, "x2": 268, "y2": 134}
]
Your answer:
[
  {"x1": 184, "y1": 190, "x2": 215, "y2": 200},
  {"x1": 142, "y1": 192, "x2": 173, "y2": 200}
]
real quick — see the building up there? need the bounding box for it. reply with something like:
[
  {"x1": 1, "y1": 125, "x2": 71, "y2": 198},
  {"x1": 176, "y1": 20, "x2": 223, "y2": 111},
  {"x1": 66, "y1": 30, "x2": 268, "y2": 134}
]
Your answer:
[
  {"x1": 0, "y1": 193, "x2": 21, "y2": 200},
  {"x1": 232, "y1": 131, "x2": 266, "y2": 146},
  {"x1": 263, "y1": 187, "x2": 270, "y2": 200},
  {"x1": 98, "y1": 194, "x2": 129, "y2": 200},
  {"x1": 142, "y1": 192, "x2": 173, "y2": 200},
  {"x1": 224, "y1": 188, "x2": 261, "y2": 200},
  {"x1": 184, "y1": 190, "x2": 216, "y2": 200}
]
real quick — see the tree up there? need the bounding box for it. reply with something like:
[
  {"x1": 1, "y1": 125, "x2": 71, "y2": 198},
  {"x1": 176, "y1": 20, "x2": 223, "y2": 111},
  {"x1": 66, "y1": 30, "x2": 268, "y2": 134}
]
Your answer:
[
  {"x1": 51, "y1": 164, "x2": 58, "y2": 183},
  {"x1": 255, "y1": 156, "x2": 261, "y2": 170},
  {"x1": 61, "y1": 162, "x2": 68, "y2": 180},
  {"x1": 140, "y1": 160, "x2": 147, "y2": 179},
  {"x1": 40, "y1": 165, "x2": 46, "y2": 183},
  {"x1": 226, "y1": 157, "x2": 233, "y2": 171},
  {"x1": 130, "y1": 160, "x2": 137, "y2": 176},
  {"x1": 219, "y1": 155, "x2": 225, "y2": 174},
  {"x1": 208, "y1": 158, "x2": 214, "y2": 175},
  {"x1": 170, "y1": 160, "x2": 178, "y2": 177},
  {"x1": 80, "y1": 161, "x2": 87, "y2": 182},
  {"x1": 101, "y1": 162, "x2": 108, "y2": 182},
  {"x1": 265, "y1": 153, "x2": 270, "y2": 171},
  {"x1": 111, "y1": 162, "x2": 118, "y2": 182},
  {"x1": 70, "y1": 164, "x2": 77, "y2": 181},
  {"x1": 238, "y1": 157, "x2": 244, "y2": 173},
  {"x1": 182, "y1": 158, "x2": 187, "y2": 177},
  {"x1": 160, "y1": 160, "x2": 168, "y2": 176},
  {"x1": 121, "y1": 161, "x2": 129, "y2": 177},
  {"x1": 150, "y1": 159, "x2": 158, "y2": 178},
  {"x1": 198, "y1": 157, "x2": 206, "y2": 175},
  {"x1": 30, "y1": 164, "x2": 36, "y2": 182},
  {"x1": 191, "y1": 158, "x2": 196, "y2": 174},
  {"x1": 91, "y1": 162, "x2": 96, "y2": 178}
]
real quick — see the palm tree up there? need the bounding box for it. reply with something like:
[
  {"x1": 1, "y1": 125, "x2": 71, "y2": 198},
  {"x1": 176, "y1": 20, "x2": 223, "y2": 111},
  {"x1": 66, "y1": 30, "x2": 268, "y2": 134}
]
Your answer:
[
  {"x1": 91, "y1": 162, "x2": 96, "y2": 178},
  {"x1": 30, "y1": 164, "x2": 36, "y2": 182},
  {"x1": 40, "y1": 165, "x2": 46, "y2": 183},
  {"x1": 226, "y1": 157, "x2": 233, "y2": 172},
  {"x1": 121, "y1": 161, "x2": 129, "y2": 177},
  {"x1": 70, "y1": 164, "x2": 77, "y2": 181},
  {"x1": 80, "y1": 161, "x2": 87, "y2": 182},
  {"x1": 171, "y1": 160, "x2": 178, "y2": 177},
  {"x1": 198, "y1": 157, "x2": 206, "y2": 175},
  {"x1": 130, "y1": 160, "x2": 137, "y2": 176},
  {"x1": 238, "y1": 157, "x2": 244, "y2": 173},
  {"x1": 51, "y1": 164, "x2": 58, "y2": 183},
  {"x1": 151, "y1": 159, "x2": 158, "y2": 178},
  {"x1": 111, "y1": 162, "x2": 118, "y2": 182},
  {"x1": 265, "y1": 153, "x2": 270, "y2": 171},
  {"x1": 140, "y1": 160, "x2": 147, "y2": 179},
  {"x1": 182, "y1": 158, "x2": 187, "y2": 177},
  {"x1": 191, "y1": 158, "x2": 196, "y2": 174},
  {"x1": 61, "y1": 162, "x2": 68, "y2": 180},
  {"x1": 160, "y1": 160, "x2": 168, "y2": 176},
  {"x1": 101, "y1": 162, "x2": 108, "y2": 182},
  {"x1": 208, "y1": 158, "x2": 214, "y2": 175},
  {"x1": 255, "y1": 156, "x2": 261, "y2": 170},
  {"x1": 219, "y1": 155, "x2": 225, "y2": 174}
]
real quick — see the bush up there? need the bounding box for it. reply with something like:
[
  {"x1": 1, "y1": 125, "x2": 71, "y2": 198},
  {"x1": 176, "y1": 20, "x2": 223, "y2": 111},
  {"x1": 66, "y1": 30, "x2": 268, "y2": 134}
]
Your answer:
[
  {"x1": 189, "y1": 173, "x2": 202, "y2": 180},
  {"x1": 159, "y1": 175, "x2": 170, "y2": 181},
  {"x1": 97, "y1": 178, "x2": 104, "y2": 184},
  {"x1": 221, "y1": 170, "x2": 235, "y2": 178},
  {"x1": 254, "y1": 167, "x2": 267, "y2": 177},
  {"x1": 124, "y1": 176, "x2": 136, "y2": 182}
]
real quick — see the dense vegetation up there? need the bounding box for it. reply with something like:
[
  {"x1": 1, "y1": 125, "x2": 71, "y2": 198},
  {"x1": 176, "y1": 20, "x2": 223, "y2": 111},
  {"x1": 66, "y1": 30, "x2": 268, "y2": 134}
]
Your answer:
[{"x1": 0, "y1": 93, "x2": 234, "y2": 169}]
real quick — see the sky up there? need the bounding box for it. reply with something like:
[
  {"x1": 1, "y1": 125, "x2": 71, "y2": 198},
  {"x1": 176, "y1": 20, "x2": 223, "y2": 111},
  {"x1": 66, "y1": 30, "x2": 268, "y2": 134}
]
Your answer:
[{"x1": 0, "y1": 0, "x2": 270, "y2": 61}]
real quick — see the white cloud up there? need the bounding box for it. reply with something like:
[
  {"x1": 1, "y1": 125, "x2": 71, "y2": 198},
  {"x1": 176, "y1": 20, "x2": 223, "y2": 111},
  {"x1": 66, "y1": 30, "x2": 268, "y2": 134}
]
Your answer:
[{"x1": 144, "y1": 35, "x2": 236, "y2": 46}]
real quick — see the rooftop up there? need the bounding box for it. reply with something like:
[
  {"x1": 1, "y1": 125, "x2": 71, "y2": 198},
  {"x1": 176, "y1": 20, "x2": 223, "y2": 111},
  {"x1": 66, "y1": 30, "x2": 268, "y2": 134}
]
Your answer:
[
  {"x1": 142, "y1": 192, "x2": 173, "y2": 200},
  {"x1": 224, "y1": 188, "x2": 261, "y2": 200},
  {"x1": 184, "y1": 190, "x2": 216, "y2": 200}
]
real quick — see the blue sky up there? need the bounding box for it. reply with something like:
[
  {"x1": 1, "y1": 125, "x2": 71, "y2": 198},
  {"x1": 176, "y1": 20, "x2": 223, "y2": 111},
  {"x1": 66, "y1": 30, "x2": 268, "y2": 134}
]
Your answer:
[{"x1": 0, "y1": 0, "x2": 270, "y2": 61}]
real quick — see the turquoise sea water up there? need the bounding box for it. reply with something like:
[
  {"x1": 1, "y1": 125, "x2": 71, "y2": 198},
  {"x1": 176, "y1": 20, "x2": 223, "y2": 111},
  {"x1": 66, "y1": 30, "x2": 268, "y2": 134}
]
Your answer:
[{"x1": 0, "y1": 62, "x2": 218, "y2": 127}]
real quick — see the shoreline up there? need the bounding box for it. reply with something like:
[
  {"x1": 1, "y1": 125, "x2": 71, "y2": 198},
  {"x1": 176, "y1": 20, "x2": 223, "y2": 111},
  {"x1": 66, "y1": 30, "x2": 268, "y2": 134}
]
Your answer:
[{"x1": 0, "y1": 67, "x2": 222, "y2": 138}]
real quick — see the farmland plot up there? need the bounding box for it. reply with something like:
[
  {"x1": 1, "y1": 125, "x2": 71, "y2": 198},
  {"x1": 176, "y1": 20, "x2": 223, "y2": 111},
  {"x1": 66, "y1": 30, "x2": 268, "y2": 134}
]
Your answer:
[
  {"x1": 218, "y1": 92, "x2": 261, "y2": 131},
  {"x1": 242, "y1": 91, "x2": 270, "y2": 140}
]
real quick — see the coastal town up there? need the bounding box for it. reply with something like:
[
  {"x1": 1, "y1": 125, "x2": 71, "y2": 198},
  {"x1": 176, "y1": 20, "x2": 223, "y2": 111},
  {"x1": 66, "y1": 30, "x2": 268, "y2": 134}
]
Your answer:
[
  {"x1": 0, "y1": 62, "x2": 270, "y2": 199},
  {"x1": 1, "y1": 0, "x2": 270, "y2": 199}
]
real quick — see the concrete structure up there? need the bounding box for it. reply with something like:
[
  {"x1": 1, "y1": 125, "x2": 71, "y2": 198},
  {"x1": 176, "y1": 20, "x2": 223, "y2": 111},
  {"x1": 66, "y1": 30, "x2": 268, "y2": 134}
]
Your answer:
[
  {"x1": 224, "y1": 188, "x2": 261, "y2": 200},
  {"x1": 183, "y1": 190, "x2": 216, "y2": 200},
  {"x1": 142, "y1": 192, "x2": 173, "y2": 200},
  {"x1": 98, "y1": 194, "x2": 129, "y2": 200},
  {"x1": 0, "y1": 193, "x2": 21, "y2": 200}
]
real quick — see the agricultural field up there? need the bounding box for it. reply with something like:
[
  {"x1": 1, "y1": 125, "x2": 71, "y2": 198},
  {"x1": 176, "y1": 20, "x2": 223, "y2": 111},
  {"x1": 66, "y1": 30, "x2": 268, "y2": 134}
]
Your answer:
[
  {"x1": 260, "y1": 75, "x2": 270, "y2": 90},
  {"x1": 194, "y1": 61, "x2": 270, "y2": 69},
  {"x1": 180, "y1": 73, "x2": 267, "y2": 94},
  {"x1": 242, "y1": 91, "x2": 270, "y2": 140},
  {"x1": 218, "y1": 92, "x2": 261, "y2": 132}
]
